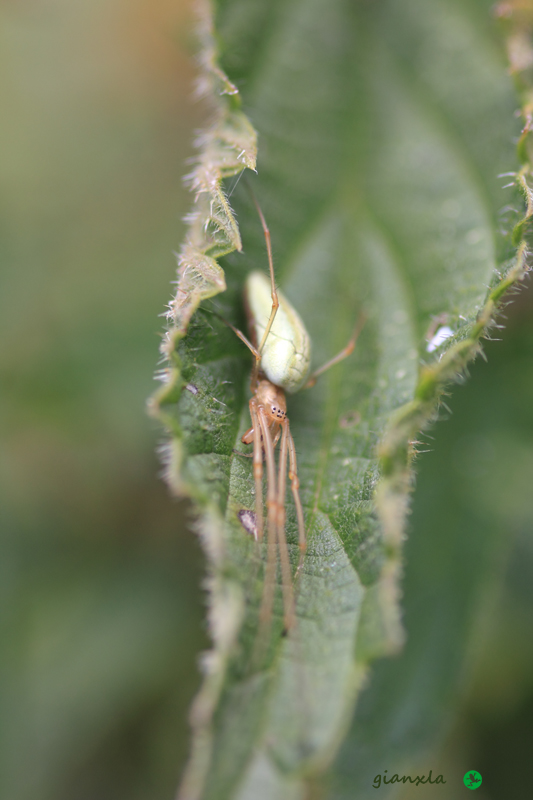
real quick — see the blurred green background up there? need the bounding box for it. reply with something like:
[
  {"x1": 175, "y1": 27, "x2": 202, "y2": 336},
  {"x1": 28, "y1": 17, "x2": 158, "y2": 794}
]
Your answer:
[
  {"x1": 1, "y1": 1, "x2": 532, "y2": 799},
  {"x1": 0, "y1": 1, "x2": 207, "y2": 798}
]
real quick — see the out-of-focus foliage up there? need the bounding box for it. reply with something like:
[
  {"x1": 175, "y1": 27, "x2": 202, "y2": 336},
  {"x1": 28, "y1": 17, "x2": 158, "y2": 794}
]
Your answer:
[{"x1": 0, "y1": 2, "x2": 207, "y2": 799}]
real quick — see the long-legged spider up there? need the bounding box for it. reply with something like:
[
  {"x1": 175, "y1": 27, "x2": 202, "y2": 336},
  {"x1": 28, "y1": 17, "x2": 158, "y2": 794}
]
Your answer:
[{"x1": 228, "y1": 191, "x2": 365, "y2": 638}]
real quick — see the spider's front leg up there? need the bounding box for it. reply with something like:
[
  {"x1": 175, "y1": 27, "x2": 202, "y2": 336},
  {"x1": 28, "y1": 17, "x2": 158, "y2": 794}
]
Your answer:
[{"x1": 248, "y1": 398, "x2": 264, "y2": 542}]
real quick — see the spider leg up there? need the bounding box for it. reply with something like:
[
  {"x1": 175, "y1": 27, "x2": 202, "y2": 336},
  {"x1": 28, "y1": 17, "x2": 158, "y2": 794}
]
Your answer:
[
  {"x1": 304, "y1": 312, "x2": 367, "y2": 389},
  {"x1": 215, "y1": 315, "x2": 262, "y2": 392},
  {"x1": 249, "y1": 399, "x2": 264, "y2": 541},
  {"x1": 287, "y1": 425, "x2": 307, "y2": 573},
  {"x1": 232, "y1": 449, "x2": 254, "y2": 458},
  {"x1": 247, "y1": 186, "x2": 279, "y2": 357},
  {"x1": 256, "y1": 406, "x2": 279, "y2": 637},
  {"x1": 276, "y1": 419, "x2": 296, "y2": 631},
  {"x1": 271, "y1": 422, "x2": 282, "y2": 449}
]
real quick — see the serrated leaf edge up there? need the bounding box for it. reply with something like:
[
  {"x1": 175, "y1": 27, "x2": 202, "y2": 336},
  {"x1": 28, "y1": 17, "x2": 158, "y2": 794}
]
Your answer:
[
  {"x1": 148, "y1": 0, "x2": 256, "y2": 422},
  {"x1": 372, "y1": 0, "x2": 533, "y2": 664}
]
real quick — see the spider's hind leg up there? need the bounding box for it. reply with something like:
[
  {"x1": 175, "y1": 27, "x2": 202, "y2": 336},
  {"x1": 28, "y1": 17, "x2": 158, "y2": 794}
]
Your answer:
[
  {"x1": 287, "y1": 424, "x2": 307, "y2": 574},
  {"x1": 276, "y1": 419, "x2": 296, "y2": 631},
  {"x1": 253, "y1": 406, "x2": 280, "y2": 656}
]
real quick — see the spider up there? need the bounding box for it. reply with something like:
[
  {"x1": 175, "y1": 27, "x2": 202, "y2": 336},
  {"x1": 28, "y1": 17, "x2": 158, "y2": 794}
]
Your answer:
[{"x1": 227, "y1": 189, "x2": 365, "y2": 638}]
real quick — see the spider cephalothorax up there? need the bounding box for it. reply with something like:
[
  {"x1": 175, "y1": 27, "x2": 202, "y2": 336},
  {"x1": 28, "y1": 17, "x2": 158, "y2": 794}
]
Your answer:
[{"x1": 241, "y1": 379, "x2": 286, "y2": 447}]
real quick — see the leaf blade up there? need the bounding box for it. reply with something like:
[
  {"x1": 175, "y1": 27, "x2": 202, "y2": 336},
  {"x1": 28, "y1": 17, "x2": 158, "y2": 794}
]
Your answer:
[{"x1": 154, "y1": 1, "x2": 529, "y2": 798}]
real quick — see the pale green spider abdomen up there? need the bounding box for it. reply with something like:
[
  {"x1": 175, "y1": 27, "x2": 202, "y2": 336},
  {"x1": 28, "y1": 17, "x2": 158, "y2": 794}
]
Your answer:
[{"x1": 244, "y1": 271, "x2": 311, "y2": 394}]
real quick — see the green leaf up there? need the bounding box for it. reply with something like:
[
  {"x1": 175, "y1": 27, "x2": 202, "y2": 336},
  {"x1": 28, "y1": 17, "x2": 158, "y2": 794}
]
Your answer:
[{"x1": 151, "y1": 1, "x2": 529, "y2": 798}]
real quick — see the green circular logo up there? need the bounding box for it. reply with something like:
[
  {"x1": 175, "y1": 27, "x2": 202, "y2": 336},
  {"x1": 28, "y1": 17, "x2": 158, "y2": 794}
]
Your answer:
[{"x1": 463, "y1": 771, "x2": 482, "y2": 790}]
